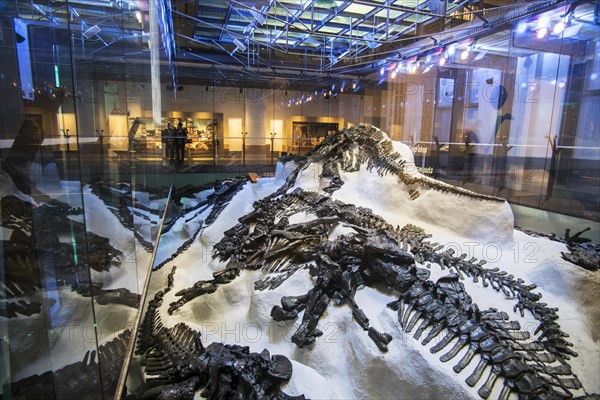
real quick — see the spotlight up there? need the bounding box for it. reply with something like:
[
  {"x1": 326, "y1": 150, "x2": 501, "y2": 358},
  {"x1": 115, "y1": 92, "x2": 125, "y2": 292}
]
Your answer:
[
  {"x1": 391, "y1": 71, "x2": 397, "y2": 79},
  {"x1": 380, "y1": 67, "x2": 385, "y2": 76},
  {"x1": 447, "y1": 44, "x2": 456, "y2": 56},
  {"x1": 409, "y1": 63, "x2": 417, "y2": 74},
  {"x1": 558, "y1": 81, "x2": 566, "y2": 88},
  {"x1": 438, "y1": 56, "x2": 446, "y2": 66},
  {"x1": 553, "y1": 21, "x2": 565, "y2": 34},
  {"x1": 516, "y1": 21, "x2": 528, "y2": 34},
  {"x1": 460, "y1": 49, "x2": 469, "y2": 60},
  {"x1": 537, "y1": 27, "x2": 548, "y2": 39},
  {"x1": 352, "y1": 82, "x2": 356, "y2": 89},
  {"x1": 591, "y1": 73, "x2": 598, "y2": 80}
]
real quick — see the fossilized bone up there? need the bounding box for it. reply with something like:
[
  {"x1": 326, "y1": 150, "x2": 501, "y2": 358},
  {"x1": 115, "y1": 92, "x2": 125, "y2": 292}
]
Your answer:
[
  {"x1": 131, "y1": 266, "x2": 304, "y2": 400},
  {"x1": 515, "y1": 225, "x2": 599, "y2": 271},
  {"x1": 72, "y1": 281, "x2": 141, "y2": 308},
  {"x1": 151, "y1": 177, "x2": 250, "y2": 271},
  {"x1": 9, "y1": 330, "x2": 131, "y2": 399},
  {"x1": 89, "y1": 181, "x2": 163, "y2": 252},
  {"x1": 273, "y1": 125, "x2": 505, "y2": 202},
  {"x1": 0, "y1": 195, "x2": 123, "y2": 299},
  {"x1": 0, "y1": 300, "x2": 42, "y2": 318}
]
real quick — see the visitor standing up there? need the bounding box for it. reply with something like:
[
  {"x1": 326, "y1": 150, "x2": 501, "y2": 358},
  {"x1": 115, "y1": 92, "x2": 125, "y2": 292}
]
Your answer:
[
  {"x1": 161, "y1": 122, "x2": 174, "y2": 165},
  {"x1": 176, "y1": 121, "x2": 188, "y2": 165}
]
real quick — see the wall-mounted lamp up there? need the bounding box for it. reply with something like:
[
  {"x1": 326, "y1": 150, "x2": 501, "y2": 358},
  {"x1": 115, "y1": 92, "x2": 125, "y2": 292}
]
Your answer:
[{"x1": 460, "y1": 48, "x2": 470, "y2": 60}]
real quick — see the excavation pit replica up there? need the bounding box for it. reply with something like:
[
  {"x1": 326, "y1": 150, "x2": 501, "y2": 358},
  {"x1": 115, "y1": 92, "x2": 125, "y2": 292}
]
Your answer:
[
  {"x1": 4, "y1": 125, "x2": 598, "y2": 400},
  {"x1": 125, "y1": 125, "x2": 599, "y2": 400}
]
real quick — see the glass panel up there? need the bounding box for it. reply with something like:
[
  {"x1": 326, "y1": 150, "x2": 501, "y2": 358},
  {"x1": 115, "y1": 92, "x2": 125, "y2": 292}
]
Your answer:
[
  {"x1": 1, "y1": 1, "x2": 167, "y2": 398},
  {"x1": 389, "y1": 6, "x2": 599, "y2": 221},
  {"x1": 1, "y1": 4, "x2": 100, "y2": 398}
]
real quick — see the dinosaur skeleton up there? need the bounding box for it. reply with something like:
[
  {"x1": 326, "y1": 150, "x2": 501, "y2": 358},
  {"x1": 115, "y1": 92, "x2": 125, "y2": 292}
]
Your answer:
[
  {"x1": 165, "y1": 187, "x2": 589, "y2": 398},
  {"x1": 11, "y1": 125, "x2": 587, "y2": 398},
  {"x1": 130, "y1": 266, "x2": 304, "y2": 400},
  {"x1": 9, "y1": 330, "x2": 131, "y2": 400},
  {"x1": 278, "y1": 124, "x2": 506, "y2": 203},
  {"x1": 151, "y1": 177, "x2": 250, "y2": 271},
  {"x1": 89, "y1": 181, "x2": 163, "y2": 252},
  {"x1": 0, "y1": 195, "x2": 124, "y2": 300},
  {"x1": 156, "y1": 126, "x2": 598, "y2": 398},
  {"x1": 515, "y1": 225, "x2": 599, "y2": 271}
]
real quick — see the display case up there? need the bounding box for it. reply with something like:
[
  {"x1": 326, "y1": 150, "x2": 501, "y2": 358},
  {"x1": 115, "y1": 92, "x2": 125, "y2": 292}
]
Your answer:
[{"x1": 1, "y1": 1, "x2": 598, "y2": 399}]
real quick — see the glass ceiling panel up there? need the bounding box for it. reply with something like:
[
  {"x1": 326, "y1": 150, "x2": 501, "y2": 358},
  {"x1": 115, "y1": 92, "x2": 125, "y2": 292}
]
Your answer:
[
  {"x1": 300, "y1": 11, "x2": 330, "y2": 20},
  {"x1": 404, "y1": 14, "x2": 425, "y2": 23},
  {"x1": 226, "y1": 25, "x2": 245, "y2": 32},
  {"x1": 318, "y1": 26, "x2": 343, "y2": 34},
  {"x1": 266, "y1": 18, "x2": 286, "y2": 27},
  {"x1": 330, "y1": 15, "x2": 349, "y2": 25},
  {"x1": 292, "y1": 21, "x2": 312, "y2": 32},
  {"x1": 360, "y1": 20, "x2": 380, "y2": 29},
  {"x1": 345, "y1": 4, "x2": 375, "y2": 15},
  {"x1": 393, "y1": 0, "x2": 419, "y2": 7},
  {"x1": 375, "y1": 10, "x2": 403, "y2": 19},
  {"x1": 286, "y1": 32, "x2": 305, "y2": 39}
]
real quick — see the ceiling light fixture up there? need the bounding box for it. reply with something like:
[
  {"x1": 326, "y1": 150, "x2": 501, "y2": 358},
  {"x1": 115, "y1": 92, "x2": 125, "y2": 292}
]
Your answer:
[
  {"x1": 553, "y1": 21, "x2": 565, "y2": 34},
  {"x1": 537, "y1": 27, "x2": 548, "y2": 39},
  {"x1": 516, "y1": 21, "x2": 528, "y2": 34},
  {"x1": 233, "y1": 38, "x2": 246, "y2": 52},
  {"x1": 538, "y1": 15, "x2": 550, "y2": 28}
]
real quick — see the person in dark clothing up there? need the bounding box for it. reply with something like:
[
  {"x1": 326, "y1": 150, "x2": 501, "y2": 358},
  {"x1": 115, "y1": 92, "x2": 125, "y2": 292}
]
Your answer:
[
  {"x1": 175, "y1": 122, "x2": 188, "y2": 165},
  {"x1": 463, "y1": 129, "x2": 480, "y2": 183},
  {"x1": 161, "y1": 123, "x2": 174, "y2": 164}
]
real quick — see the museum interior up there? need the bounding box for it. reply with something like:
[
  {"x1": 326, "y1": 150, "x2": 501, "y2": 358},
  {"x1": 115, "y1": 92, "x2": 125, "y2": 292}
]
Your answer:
[{"x1": 0, "y1": 0, "x2": 599, "y2": 399}]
